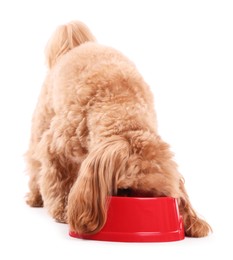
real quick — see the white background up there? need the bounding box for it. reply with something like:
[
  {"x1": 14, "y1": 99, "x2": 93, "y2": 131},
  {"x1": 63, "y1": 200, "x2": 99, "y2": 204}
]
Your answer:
[{"x1": 0, "y1": 0, "x2": 232, "y2": 259}]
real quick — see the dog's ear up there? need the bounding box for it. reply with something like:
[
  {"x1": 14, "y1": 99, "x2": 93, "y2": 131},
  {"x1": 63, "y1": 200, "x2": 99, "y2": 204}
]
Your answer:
[
  {"x1": 67, "y1": 136, "x2": 129, "y2": 234},
  {"x1": 45, "y1": 21, "x2": 96, "y2": 68}
]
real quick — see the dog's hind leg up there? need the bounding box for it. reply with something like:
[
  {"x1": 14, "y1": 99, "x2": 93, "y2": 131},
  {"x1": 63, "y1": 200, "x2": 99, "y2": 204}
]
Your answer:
[{"x1": 25, "y1": 78, "x2": 55, "y2": 207}]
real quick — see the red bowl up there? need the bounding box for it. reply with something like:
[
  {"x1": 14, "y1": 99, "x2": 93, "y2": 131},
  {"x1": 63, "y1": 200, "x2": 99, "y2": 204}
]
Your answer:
[{"x1": 69, "y1": 196, "x2": 185, "y2": 242}]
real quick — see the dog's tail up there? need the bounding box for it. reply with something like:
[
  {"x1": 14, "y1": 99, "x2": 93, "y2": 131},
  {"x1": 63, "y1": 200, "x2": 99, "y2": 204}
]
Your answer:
[
  {"x1": 67, "y1": 136, "x2": 130, "y2": 235},
  {"x1": 45, "y1": 21, "x2": 96, "y2": 68}
]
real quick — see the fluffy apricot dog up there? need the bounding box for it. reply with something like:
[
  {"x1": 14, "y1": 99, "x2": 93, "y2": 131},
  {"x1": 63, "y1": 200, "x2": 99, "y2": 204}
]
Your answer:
[{"x1": 25, "y1": 21, "x2": 211, "y2": 237}]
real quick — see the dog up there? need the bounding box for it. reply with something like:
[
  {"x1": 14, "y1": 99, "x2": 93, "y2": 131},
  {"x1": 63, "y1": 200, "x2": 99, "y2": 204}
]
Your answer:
[{"x1": 25, "y1": 21, "x2": 211, "y2": 237}]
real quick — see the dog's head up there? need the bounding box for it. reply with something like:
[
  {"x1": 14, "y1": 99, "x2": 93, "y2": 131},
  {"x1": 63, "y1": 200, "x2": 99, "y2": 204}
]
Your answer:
[{"x1": 67, "y1": 134, "x2": 180, "y2": 234}]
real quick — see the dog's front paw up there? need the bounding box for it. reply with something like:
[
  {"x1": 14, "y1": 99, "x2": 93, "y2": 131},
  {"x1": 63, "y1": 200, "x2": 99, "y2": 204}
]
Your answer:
[
  {"x1": 185, "y1": 217, "x2": 212, "y2": 237},
  {"x1": 52, "y1": 206, "x2": 67, "y2": 223}
]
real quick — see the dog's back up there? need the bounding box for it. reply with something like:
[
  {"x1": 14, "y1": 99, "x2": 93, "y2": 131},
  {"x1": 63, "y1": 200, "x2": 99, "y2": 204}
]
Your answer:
[{"x1": 50, "y1": 41, "x2": 157, "y2": 143}]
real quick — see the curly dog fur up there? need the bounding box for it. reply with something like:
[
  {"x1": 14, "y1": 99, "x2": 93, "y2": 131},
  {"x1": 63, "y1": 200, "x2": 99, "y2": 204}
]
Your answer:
[{"x1": 25, "y1": 21, "x2": 211, "y2": 237}]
